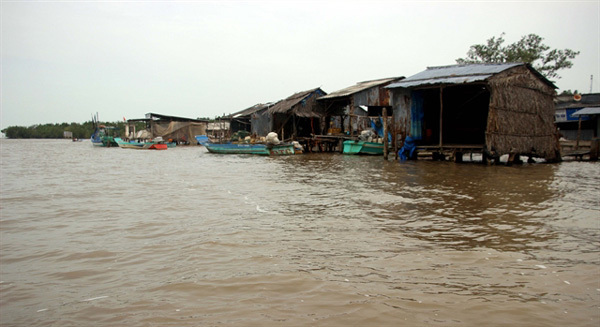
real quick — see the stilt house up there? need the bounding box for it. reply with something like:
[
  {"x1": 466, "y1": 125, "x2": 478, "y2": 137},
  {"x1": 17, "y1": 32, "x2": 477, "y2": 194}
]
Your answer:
[
  {"x1": 266, "y1": 88, "x2": 327, "y2": 140},
  {"x1": 226, "y1": 102, "x2": 277, "y2": 137},
  {"x1": 387, "y1": 63, "x2": 561, "y2": 162},
  {"x1": 317, "y1": 77, "x2": 404, "y2": 135}
]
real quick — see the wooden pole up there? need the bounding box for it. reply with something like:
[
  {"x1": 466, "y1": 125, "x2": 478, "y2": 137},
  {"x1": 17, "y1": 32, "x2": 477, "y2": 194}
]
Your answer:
[
  {"x1": 576, "y1": 115, "x2": 582, "y2": 150},
  {"x1": 293, "y1": 115, "x2": 297, "y2": 140},
  {"x1": 383, "y1": 108, "x2": 389, "y2": 160},
  {"x1": 439, "y1": 87, "x2": 444, "y2": 148}
]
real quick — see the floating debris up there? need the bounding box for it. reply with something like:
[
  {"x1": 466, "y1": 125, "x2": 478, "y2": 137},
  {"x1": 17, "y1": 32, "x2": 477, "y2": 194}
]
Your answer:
[
  {"x1": 535, "y1": 265, "x2": 547, "y2": 269},
  {"x1": 256, "y1": 205, "x2": 268, "y2": 213},
  {"x1": 82, "y1": 296, "x2": 109, "y2": 302},
  {"x1": 37, "y1": 308, "x2": 48, "y2": 312}
]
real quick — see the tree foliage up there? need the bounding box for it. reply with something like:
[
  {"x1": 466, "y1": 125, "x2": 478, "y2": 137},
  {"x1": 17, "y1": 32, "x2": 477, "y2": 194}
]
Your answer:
[
  {"x1": 1, "y1": 121, "x2": 146, "y2": 139},
  {"x1": 456, "y1": 33, "x2": 580, "y2": 80}
]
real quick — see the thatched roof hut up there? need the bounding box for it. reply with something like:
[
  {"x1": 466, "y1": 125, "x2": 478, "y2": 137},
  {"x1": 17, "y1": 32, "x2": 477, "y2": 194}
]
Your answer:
[
  {"x1": 267, "y1": 87, "x2": 327, "y2": 140},
  {"x1": 387, "y1": 63, "x2": 560, "y2": 162}
]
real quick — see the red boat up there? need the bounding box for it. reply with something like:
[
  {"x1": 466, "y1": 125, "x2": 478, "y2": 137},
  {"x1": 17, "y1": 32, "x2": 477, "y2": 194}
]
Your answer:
[{"x1": 150, "y1": 144, "x2": 168, "y2": 150}]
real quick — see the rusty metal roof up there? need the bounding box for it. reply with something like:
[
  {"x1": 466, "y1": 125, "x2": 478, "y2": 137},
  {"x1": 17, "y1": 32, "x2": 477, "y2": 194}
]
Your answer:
[
  {"x1": 267, "y1": 87, "x2": 326, "y2": 117},
  {"x1": 318, "y1": 77, "x2": 404, "y2": 100},
  {"x1": 228, "y1": 102, "x2": 278, "y2": 119},
  {"x1": 386, "y1": 63, "x2": 554, "y2": 89},
  {"x1": 144, "y1": 112, "x2": 208, "y2": 122}
]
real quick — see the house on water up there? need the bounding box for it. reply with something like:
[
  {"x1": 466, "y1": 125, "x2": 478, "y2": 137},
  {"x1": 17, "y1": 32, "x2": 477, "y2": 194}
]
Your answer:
[
  {"x1": 387, "y1": 63, "x2": 561, "y2": 163},
  {"x1": 226, "y1": 102, "x2": 278, "y2": 137},
  {"x1": 266, "y1": 88, "x2": 327, "y2": 140},
  {"x1": 317, "y1": 77, "x2": 404, "y2": 136},
  {"x1": 127, "y1": 113, "x2": 208, "y2": 145}
]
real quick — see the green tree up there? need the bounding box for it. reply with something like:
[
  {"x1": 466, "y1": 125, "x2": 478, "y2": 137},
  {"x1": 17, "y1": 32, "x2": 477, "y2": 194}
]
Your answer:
[
  {"x1": 1, "y1": 120, "x2": 126, "y2": 139},
  {"x1": 456, "y1": 33, "x2": 580, "y2": 80}
]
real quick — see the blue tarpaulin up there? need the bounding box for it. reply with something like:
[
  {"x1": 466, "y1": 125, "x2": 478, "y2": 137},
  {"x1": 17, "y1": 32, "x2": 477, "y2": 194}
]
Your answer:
[
  {"x1": 370, "y1": 117, "x2": 392, "y2": 143},
  {"x1": 398, "y1": 136, "x2": 417, "y2": 161}
]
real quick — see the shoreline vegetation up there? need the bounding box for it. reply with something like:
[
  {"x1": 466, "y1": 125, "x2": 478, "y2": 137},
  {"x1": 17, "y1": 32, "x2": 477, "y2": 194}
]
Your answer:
[{"x1": 1, "y1": 121, "x2": 144, "y2": 139}]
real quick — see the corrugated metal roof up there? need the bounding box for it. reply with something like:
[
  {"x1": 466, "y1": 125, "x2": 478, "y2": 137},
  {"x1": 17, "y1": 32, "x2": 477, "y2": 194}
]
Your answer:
[
  {"x1": 572, "y1": 107, "x2": 600, "y2": 116},
  {"x1": 267, "y1": 87, "x2": 326, "y2": 117},
  {"x1": 145, "y1": 112, "x2": 208, "y2": 122},
  {"x1": 318, "y1": 77, "x2": 403, "y2": 100},
  {"x1": 386, "y1": 63, "x2": 524, "y2": 89},
  {"x1": 228, "y1": 102, "x2": 278, "y2": 118}
]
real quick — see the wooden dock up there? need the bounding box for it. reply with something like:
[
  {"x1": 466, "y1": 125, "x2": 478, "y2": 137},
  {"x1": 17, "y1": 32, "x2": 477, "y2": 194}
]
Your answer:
[
  {"x1": 298, "y1": 135, "x2": 353, "y2": 153},
  {"x1": 560, "y1": 139, "x2": 599, "y2": 161}
]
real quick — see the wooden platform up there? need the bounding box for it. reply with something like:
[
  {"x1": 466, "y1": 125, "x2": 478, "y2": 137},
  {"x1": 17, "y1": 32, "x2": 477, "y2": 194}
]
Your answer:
[
  {"x1": 298, "y1": 135, "x2": 353, "y2": 153},
  {"x1": 560, "y1": 139, "x2": 599, "y2": 161},
  {"x1": 415, "y1": 145, "x2": 485, "y2": 162}
]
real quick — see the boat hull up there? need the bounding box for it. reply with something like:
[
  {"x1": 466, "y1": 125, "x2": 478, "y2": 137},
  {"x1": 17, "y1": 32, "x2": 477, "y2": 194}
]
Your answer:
[
  {"x1": 91, "y1": 137, "x2": 118, "y2": 147},
  {"x1": 115, "y1": 138, "x2": 168, "y2": 150},
  {"x1": 204, "y1": 143, "x2": 295, "y2": 155},
  {"x1": 342, "y1": 140, "x2": 384, "y2": 155}
]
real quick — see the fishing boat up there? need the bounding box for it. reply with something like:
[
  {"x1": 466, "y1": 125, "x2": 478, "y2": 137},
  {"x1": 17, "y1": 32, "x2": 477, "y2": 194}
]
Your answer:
[
  {"x1": 91, "y1": 125, "x2": 118, "y2": 147},
  {"x1": 195, "y1": 135, "x2": 210, "y2": 146},
  {"x1": 90, "y1": 113, "x2": 119, "y2": 147},
  {"x1": 342, "y1": 140, "x2": 384, "y2": 155},
  {"x1": 115, "y1": 138, "x2": 168, "y2": 150},
  {"x1": 204, "y1": 142, "x2": 295, "y2": 155}
]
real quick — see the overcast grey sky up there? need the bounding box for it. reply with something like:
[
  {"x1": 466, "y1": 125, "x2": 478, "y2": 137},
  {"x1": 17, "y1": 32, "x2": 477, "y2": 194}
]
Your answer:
[{"x1": 1, "y1": 0, "x2": 599, "y2": 128}]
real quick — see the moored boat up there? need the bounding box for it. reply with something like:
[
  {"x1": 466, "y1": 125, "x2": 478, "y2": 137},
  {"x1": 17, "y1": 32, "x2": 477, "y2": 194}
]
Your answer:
[
  {"x1": 204, "y1": 142, "x2": 295, "y2": 155},
  {"x1": 342, "y1": 140, "x2": 384, "y2": 155},
  {"x1": 115, "y1": 138, "x2": 168, "y2": 150},
  {"x1": 90, "y1": 113, "x2": 118, "y2": 147},
  {"x1": 91, "y1": 125, "x2": 118, "y2": 147}
]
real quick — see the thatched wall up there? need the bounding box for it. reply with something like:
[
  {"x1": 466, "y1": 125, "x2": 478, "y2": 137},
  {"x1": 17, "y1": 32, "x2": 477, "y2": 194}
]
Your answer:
[{"x1": 486, "y1": 65, "x2": 560, "y2": 161}]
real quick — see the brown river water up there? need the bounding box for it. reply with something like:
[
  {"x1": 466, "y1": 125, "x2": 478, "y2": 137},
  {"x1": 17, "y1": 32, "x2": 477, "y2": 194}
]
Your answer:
[{"x1": 1, "y1": 139, "x2": 599, "y2": 326}]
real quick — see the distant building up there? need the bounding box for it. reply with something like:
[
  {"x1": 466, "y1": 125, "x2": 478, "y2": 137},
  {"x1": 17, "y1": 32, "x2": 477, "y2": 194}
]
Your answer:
[
  {"x1": 127, "y1": 113, "x2": 208, "y2": 144},
  {"x1": 555, "y1": 93, "x2": 600, "y2": 140},
  {"x1": 206, "y1": 120, "x2": 230, "y2": 140}
]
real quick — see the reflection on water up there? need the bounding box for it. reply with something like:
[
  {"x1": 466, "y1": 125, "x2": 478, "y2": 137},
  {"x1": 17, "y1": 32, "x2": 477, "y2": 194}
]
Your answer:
[{"x1": 1, "y1": 139, "x2": 599, "y2": 326}]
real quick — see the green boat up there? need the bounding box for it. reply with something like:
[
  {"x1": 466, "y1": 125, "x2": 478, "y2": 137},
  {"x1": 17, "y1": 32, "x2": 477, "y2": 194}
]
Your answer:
[
  {"x1": 342, "y1": 140, "x2": 384, "y2": 155},
  {"x1": 90, "y1": 113, "x2": 118, "y2": 147},
  {"x1": 204, "y1": 142, "x2": 295, "y2": 155}
]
